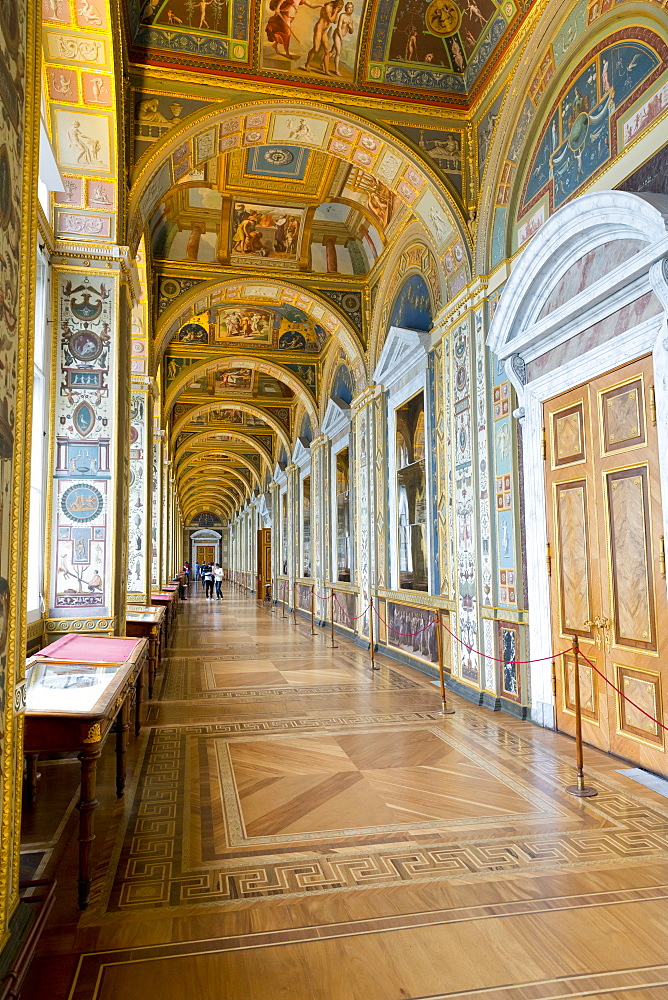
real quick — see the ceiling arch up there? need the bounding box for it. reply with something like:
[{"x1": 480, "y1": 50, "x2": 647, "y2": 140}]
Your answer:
[
  {"x1": 183, "y1": 497, "x2": 233, "y2": 520},
  {"x1": 165, "y1": 355, "x2": 319, "y2": 428},
  {"x1": 179, "y1": 465, "x2": 252, "y2": 500},
  {"x1": 177, "y1": 450, "x2": 262, "y2": 489},
  {"x1": 180, "y1": 477, "x2": 246, "y2": 507},
  {"x1": 174, "y1": 429, "x2": 273, "y2": 472},
  {"x1": 171, "y1": 405, "x2": 289, "y2": 456},
  {"x1": 155, "y1": 276, "x2": 367, "y2": 387},
  {"x1": 128, "y1": 100, "x2": 469, "y2": 265},
  {"x1": 184, "y1": 504, "x2": 229, "y2": 524}
]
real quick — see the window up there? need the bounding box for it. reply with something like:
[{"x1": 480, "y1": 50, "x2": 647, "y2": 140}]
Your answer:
[
  {"x1": 396, "y1": 392, "x2": 428, "y2": 592},
  {"x1": 302, "y1": 475, "x2": 311, "y2": 577},
  {"x1": 335, "y1": 447, "x2": 352, "y2": 582},
  {"x1": 281, "y1": 491, "x2": 287, "y2": 575},
  {"x1": 27, "y1": 252, "x2": 50, "y2": 619}
]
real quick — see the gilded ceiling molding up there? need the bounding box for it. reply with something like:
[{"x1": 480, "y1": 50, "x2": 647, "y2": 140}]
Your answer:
[
  {"x1": 170, "y1": 402, "x2": 291, "y2": 455},
  {"x1": 178, "y1": 450, "x2": 262, "y2": 488},
  {"x1": 174, "y1": 429, "x2": 273, "y2": 472},
  {"x1": 154, "y1": 275, "x2": 367, "y2": 385},
  {"x1": 179, "y1": 463, "x2": 252, "y2": 496},
  {"x1": 127, "y1": 100, "x2": 471, "y2": 263}
]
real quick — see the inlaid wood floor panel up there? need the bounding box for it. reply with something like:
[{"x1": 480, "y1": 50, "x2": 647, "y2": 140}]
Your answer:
[{"x1": 21, "y1": 586, "x2": 668, "y2": 999}]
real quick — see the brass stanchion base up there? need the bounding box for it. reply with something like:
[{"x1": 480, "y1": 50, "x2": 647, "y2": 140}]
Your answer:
[
  {"x1": 441, "y1": 706, "x2": 455, "y2": 715},
  {"x1": 565, "y1": 784, "x2": 597, "y2": 797}
]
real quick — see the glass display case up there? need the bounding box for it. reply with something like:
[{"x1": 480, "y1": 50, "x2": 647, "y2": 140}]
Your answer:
[{"x1": 25, "y1": 660, "x2": 121, "y2": 714}]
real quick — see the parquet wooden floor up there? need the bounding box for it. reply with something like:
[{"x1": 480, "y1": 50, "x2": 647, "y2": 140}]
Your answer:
[{"x1": 20, "y1": 585, "x2": 668, "y2": 999}]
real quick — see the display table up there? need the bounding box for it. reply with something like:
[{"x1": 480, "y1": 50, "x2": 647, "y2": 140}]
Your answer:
[
  {"x1": 150, "y1": 590, "x2": 177, "y2": 636},
  {"x1": 126, "y1": 606, "x2": 165, "y2": 698},
  {"x1": 24, "y1": 635, "x2": 148, "y2": 909}
]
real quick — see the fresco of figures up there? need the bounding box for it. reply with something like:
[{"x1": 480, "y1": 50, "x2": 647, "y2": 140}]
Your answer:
[
  {"x1": 387, "y1": 602, "x2": 438, "y2": 665},
  {"x1": 332, "y1": 589, "x2": 356, "y2": 628},
  {"x1": 261, "y1": 0, "x2": 363, "y2": 82},
  {"x1": 231, "y1": 202, "x2": 304, "y2": 263}
]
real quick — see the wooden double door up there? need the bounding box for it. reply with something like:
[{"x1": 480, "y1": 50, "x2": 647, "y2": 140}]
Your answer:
[
  {"x1": 257, "y1": 528, "x2": 271, "y2": 600},
  {"x1": 196, "y1": 546, "x2": 215, "y2": 565},
  {"x1": 545, "y1": 356, "x2": 668, "y2": 773}
]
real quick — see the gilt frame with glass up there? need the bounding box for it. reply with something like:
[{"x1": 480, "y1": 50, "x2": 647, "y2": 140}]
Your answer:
[
  {"x1": 335, "y1": 446, "x2": 353, "y2": 583},
  {"x1": 395, "y1": 392, "x2": 428, "y2": 592},
  {"x1": 301, "y1": 474, "x2": 312, "y2": 577}
]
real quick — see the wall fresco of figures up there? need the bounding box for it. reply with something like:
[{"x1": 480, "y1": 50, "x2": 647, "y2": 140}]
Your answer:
[
  {"x1": 387, "y1": 602, "x2": 438, "y2": 665},
  {"x1": 51, "y1": 272, "x2": 117, "y2": 616},
  {"x1": 517, "y1": 35, "x2": 667, "y2": 243}
]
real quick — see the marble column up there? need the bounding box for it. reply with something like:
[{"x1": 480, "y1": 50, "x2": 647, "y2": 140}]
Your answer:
[
  {"x1": 310, "y1": 434, "x2": 330, "y2": 622},
  {"x1": 151, "y1": 430, "x2": 164, "y2": 589},
  {"x1": 323, "y1": 236, "x2": 338, "y2": 273},
  {"x1": 286, "y1": 462, "x2": 299, "y2": 605},
  {"x1": 351, "y1": 385, "x2": 381, "y2": 640},
  {"x1": 269, "y1": 480, "x2": 281, "y2": 598},
  {"x1": 127, "y1": 383, "x2": 154, "y2": 605}
]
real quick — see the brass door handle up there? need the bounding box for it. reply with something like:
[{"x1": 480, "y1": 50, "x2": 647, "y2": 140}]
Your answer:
[{"x1": 583, "y1": 619, "x2": 602, "y2": 648}]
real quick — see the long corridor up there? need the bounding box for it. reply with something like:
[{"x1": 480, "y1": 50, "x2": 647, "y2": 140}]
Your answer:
[{"x1": 22, "y1": 586, "x2": 668, "y2": 999}]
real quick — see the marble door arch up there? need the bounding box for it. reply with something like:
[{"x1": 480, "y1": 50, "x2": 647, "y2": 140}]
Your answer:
[{"x1": 487, "y1": 190, "x2": 668, "y2": 727}]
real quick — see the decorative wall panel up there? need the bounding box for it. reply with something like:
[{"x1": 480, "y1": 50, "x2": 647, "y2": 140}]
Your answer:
[{"x1": 51, "y1": 272, "x2": 117, "y2": 616}]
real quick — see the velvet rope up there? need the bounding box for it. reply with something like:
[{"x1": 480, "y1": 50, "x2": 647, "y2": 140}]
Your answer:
[{"x1": 579, "y1": 649, "x2": 668, "y2": 734}]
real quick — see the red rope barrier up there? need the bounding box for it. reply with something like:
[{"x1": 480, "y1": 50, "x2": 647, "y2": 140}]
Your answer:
[
  {"x1": 372, "y1": 605, "x2": 437, "y2": 637},
  {"x1": 579, "y1": 649, "x2": 668, "y2": 734},
  {"x1": 333, "y1": 593, "x2": 371, "y2": 621},
  {"x1": 437, "y1": 615, "x2": 572, "y2": 666}
]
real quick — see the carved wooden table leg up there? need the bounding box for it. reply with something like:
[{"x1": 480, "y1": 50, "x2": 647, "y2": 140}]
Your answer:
[
  {"x1": 77, "y1": 740, "x2": 101, "y2": 910},
  {"x1": 25, "y1": 753, "x2": 40, "y2": 806},
  {"x1": 135, "y1": 662, "x2": 143, "y2": 737},
  {"x1": 147, "y1": 631, "x2": 155, "y2": 700},
  {"x1": 115, "y1": 698, "x2": 129, "y2": 799}
]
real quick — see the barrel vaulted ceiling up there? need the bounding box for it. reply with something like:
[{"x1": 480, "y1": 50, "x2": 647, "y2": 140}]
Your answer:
[{"x1": 119, "y1": 0, "x2": 512, "y2": 521}]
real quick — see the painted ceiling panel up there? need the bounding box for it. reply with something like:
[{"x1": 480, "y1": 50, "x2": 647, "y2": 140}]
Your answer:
[{"x1": 126, "y1": 0, "x2": 530, "y2": 106}]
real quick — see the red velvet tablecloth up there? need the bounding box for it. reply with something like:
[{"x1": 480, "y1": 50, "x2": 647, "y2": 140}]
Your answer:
[{"x1": 40, "y1": 634, "x2": 143, "y2": 662}]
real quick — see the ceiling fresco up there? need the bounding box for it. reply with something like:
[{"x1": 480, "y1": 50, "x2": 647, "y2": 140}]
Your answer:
[
  {"x1": 126, "y1": 0, "x2": 530, "y2": 107},
  {"x1": 148, "y1": 143, "x2": 401, "y2": 274}
]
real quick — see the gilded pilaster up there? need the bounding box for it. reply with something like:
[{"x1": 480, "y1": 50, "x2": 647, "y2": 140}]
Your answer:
[{"x1": 0, "y1": 0, "x2": 41, "y2": 945}]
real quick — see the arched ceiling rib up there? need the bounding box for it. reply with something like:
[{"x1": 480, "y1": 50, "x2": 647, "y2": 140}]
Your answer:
[
  {"x1": 177, "y1": 450, "x2": 262, "y2": 489},
  {"x1": 171, "y1": 402, "x2": 290, "y2": 455},
  {"x1": 174, "y1": 429, "x2": 273, "y2": 470},
  {"x1": 165, "y1": 355, "x2": 319, "y2": 428}
]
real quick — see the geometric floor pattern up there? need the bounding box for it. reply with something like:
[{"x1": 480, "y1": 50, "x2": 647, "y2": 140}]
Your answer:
[{"x1": 21, "y1": 585, "x2": 668, "y2": 999}]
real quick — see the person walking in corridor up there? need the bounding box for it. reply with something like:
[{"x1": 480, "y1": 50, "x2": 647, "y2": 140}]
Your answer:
[
  {"x1": 203, "y1": 563, "x2": 214, "y2": 599},
  {"x1": 213, "y1": 563, "x2": 224, "y2": 600}
]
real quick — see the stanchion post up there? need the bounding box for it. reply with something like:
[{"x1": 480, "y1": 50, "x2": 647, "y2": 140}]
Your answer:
[
  {"x1": 293, "y1": 582, "x2": 298, "y2": 626},
  {"x1": 310, "y1": 585, "x2": 316, "y2": 636},
  {"x1": 281, "y1": 580, "x2": 286, "y2": 618},
  {"x1": 565, "y1": 635, "x2": 597, "y2": 797},
  {"x1": 330, "y1": 588, "x2": 338, "y2": 648},
  {"x1": 369, "y1": 597, "x2": 378, "y2": 670},
  {"x1": 435, "y1": 611, "x2": 455, "y2": 715}
]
